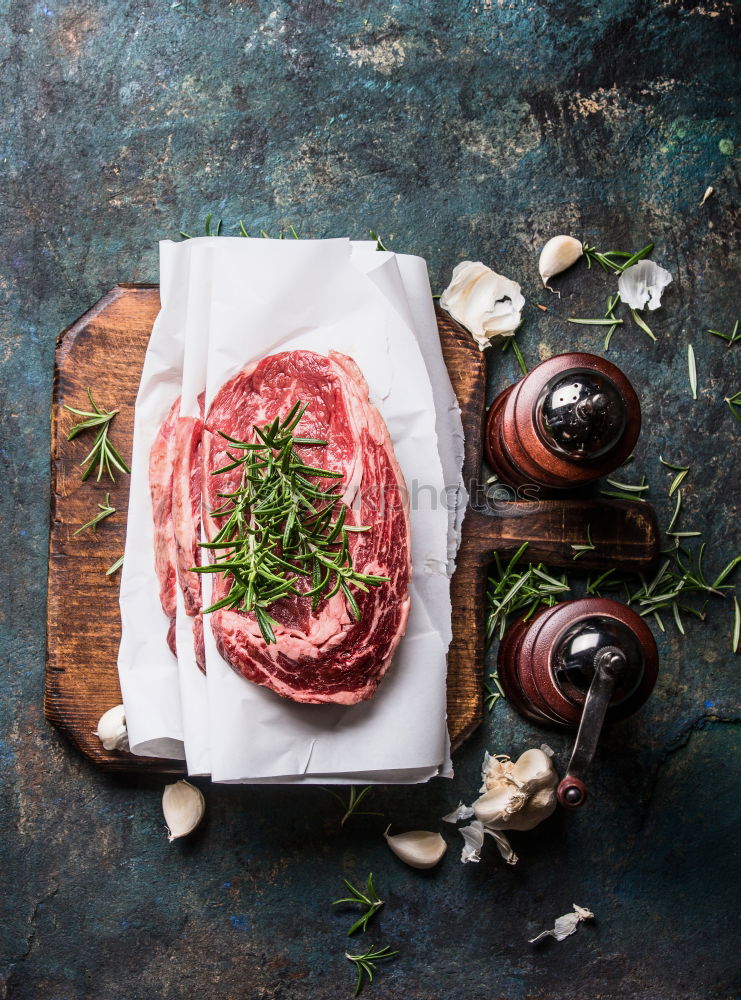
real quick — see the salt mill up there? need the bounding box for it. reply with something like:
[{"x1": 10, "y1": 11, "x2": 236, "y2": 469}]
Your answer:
[{"x1": 486, "y1": 353, "x2": 641, "y2": 491}]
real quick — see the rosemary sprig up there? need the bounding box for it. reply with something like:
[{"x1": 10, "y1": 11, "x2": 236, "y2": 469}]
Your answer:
[
  {"x1": 484, "y1": 671, "x2": 505, "y2": 710},
  {"x1": 486, "y1": 542, "x2": 569, "y2": 643},
  {"x1": 659, "y1": 456, "x2": 689, "y2": 496},
  {"x1": 708, "y1": 321, "x2": 739, "y2": 346},
  {"x1": 733, "y1": 597, "x2": 740, "y2": 654},
  {"x1": 713, "y1": 555, "x2": 741, "y2": 589},
  {"x1": 601, "y1": 475, "x2": 649, "y2": 502},
  {"x1": 74, "y1": 493, "x2": 115, "y2": 535},
  {"x1": 629, "y1": 307, "x2": 657, "y2": 342},
  {"x1": 324, "y1": 786, "x2": 384, "y2": 826},
  {"x1": 724, "y1": 390, "x2": 741, "y2": 422},
  {"x1": 64, "y1": 389, "x2": 130, "y2": 482},
  {"x1": 334, "y1": 873, "x2": 384, "y2": 936},
  {"x1": 582, "y1": 242, "x2": 654, "y2": 274},
  {"x1": 571, "y1": 524, "x2": 595, "y2": 561},
  {"x1": 345, "y1": 944, "x2": 398, "y2": 997},
  {"x1": 369, "y1": 230, "x2": 388, "y2": 252},
  {"x1": 512, "y1": 340, "x2": 528, "y2": 375},
  {"x1": 688, "y1": 344, "x2": 698, "y2": 399},
  {"x1": 106, "y1": 554, "x2": 124, "y2": 576},
  {"x1": 195, "y1": 401, "x2": 388, "y2": 643}
]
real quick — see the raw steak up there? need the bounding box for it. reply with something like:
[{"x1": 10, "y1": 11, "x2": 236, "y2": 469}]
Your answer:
[
  {"x1": 149, "y1": 397, "x2": 179, "y2": 657},
  {"x1": 202, "y1": 350, "x2": 411, "y2": 705},
  {"x1": 150, "y1": 396, "x2": 206, "y2": 672},
  {"x1": 171, "y1": 397, "x2": 206, "y2": 673}
]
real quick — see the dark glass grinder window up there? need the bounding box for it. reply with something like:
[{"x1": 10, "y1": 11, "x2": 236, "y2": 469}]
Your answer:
[
  {"x1": 552, "y1": 616, "x2": 644, "y2": 706},
  {"x1": 535, "y1": 368, "x2": 627, "y2": 461}
]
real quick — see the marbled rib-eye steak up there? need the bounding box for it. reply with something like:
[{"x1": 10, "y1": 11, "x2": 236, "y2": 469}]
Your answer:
[{"x1": 202, "y1": 350, "x2": 411, "y2": 705}]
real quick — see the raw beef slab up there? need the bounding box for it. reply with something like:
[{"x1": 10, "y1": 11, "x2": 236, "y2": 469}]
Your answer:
[
  {"x1": 150, "y1": 398, "x2": 206, "y2": 672},
  {"x1": 203, "y1": 349, "x2": 411, "y2": 706},
  {"x1": 171, "y1": 400, "x2": 206, "y2": 672},
  {"x1": 149, "y1": 398, "x2": 179, "y2": 657}
]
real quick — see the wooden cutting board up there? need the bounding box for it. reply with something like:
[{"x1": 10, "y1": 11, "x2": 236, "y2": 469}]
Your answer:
[{"x1": 45, "y1": 286, "x2": 658, "y2": 772}]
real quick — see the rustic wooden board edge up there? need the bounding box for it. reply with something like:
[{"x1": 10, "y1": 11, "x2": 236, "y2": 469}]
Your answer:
[{"x1": 45, "y1": 285, "x2": 184, "y2": 775}]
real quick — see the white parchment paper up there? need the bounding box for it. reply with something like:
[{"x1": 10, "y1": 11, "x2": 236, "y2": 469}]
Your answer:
[
  {"x1": 193, "y1": 237, "x2": 451, "y2": 782},
  {"x1": 118, "y1": 237, "x2": 464, "y2": 782},
  {"x1": 173, "y1": 239, "x2": 215, "y2": 776},
  {"x1": 117, "y1": 243, "x2": 188, "y2": 759}
]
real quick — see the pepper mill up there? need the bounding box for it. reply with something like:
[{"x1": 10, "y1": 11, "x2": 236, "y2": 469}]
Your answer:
[
  {"x1": 497, "y1": 598, "x2": 658, "y2": 807},
  {"x1": 486, "y1": 353, "x2": 641, "y2": 491}
]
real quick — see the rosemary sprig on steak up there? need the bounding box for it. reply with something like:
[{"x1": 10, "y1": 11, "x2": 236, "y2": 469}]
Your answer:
[{"x1": 195, "y1": 400, "x2": 389, "y2": 644}]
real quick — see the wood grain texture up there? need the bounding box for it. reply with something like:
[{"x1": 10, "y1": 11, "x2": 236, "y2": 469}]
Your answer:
[{"x1": 45, "y1": 289, "x2": 658, "y2": 771}]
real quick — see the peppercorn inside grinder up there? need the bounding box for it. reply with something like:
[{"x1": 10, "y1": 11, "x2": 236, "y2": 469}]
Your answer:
[
  {"x1": 485, "y1": 353, "x2": 640, "y2": 491},
  {"x1": 498, "y1": 598, "x2": 658, "y2": 808}
]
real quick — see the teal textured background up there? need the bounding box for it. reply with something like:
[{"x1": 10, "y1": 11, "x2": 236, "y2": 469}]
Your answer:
[{"x1": 0, "y1": 1, "x2": 739, "y2": 997}]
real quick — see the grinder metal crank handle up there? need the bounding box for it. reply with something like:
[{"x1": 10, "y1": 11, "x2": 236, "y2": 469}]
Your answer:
[{"x1": 556, "y1": 647, "x2": 625, "y2": 808}]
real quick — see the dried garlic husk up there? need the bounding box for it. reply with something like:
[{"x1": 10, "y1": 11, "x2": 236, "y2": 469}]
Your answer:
[
  {"x1": 442, "y1": 802, "x2": 475, "y2": 824},
  {"x1": 475, "y1": 748, "x2": 558, "y2": 831},
  {"x1": 440, "y1": 261, "x2": 525, "y2": 350},
  {"x1": 162, "y1": 780, "x2": 205, "y2": 842},
  {"x1": 384, "y1": 826, "x2": 447, "y2": 869},
  {"x1": 538, "y1": 236, "x2": 583, "y2": 292},
  {"x1": 458, "y1": 820, "x2": 485, "y2": 864},
  {"x1": 486, "y1": 828, "x2": 518, "y2": 866},
  {"x1": 617, "y1": 259, "x2": 672, "y2": 310},
  {"x1": 529, "y1": 904, "x2": 594, "y2": 944},
  {"x1": 94, "y1": 704, "x2": 129, "y2": 752}
]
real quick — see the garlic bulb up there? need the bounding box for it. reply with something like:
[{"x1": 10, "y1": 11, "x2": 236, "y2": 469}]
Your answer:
[
  {"x1": 162, "y1": 780, "x2": 205, "y2": 842},
  {"x1": 384, "y1": 826, "x2": 447, "y2": 869},
  {"x1": 538, "y1": 236, "x2": 583, "y2": 292},
  {"x1": 440, "y1": 261, "x2": 525, "y2": 350},
  {"x1": 475, "y1": 748, "x2": 558, "y2": 831},
  {"x1": 94, "y1": 704, "x2": 129, "y2": 752}
]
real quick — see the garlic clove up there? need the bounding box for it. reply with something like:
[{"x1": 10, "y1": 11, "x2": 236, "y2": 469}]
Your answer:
[
  {"x1": 509, "y1": 748, "x2": 557, "y2": 793},
  {"x1": 474, "y1": 785, "x2": 527, "y2": 827},
  {"x1": 94, "y1": 704, "x2": 129, "y2": 752},
  {"x1": 162, "y1": 780, "x2": 205, "y2": 842},
  {"x1": 538, "y1": 236, "x2": 583, "y2": 292},
  {"x1": 384, "y1": 825, "x2": 447, "y2": 869}
]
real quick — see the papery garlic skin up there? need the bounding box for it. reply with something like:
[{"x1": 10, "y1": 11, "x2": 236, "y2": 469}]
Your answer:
[
  {"x1": 442, "y1": 802, "x2": 475, "y2": 824},
  {"x1": 440, "y1": 261, "x2": 525, "y2": 350},
  {"x1": 384, "y1": 826, "x2": 447, "y2": 869},
  {"x1": 529, "y1": 904, "x2": 594, "y2": 944},
  {"x1": 538, "y1": 236, "x2": 583, "y2": 292},
  {"x1": 617, "y1": 259, "x2": 672, "y2": 311},
  {"x1": 162, "y1": 780, "x2": 205, "y2": 842},
  {"x1": 95, "y1": 704, "x2": 129, "y2": 752},
  {"x1": 459, "y1": 820, "x2": 485, "y2": 863}
]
